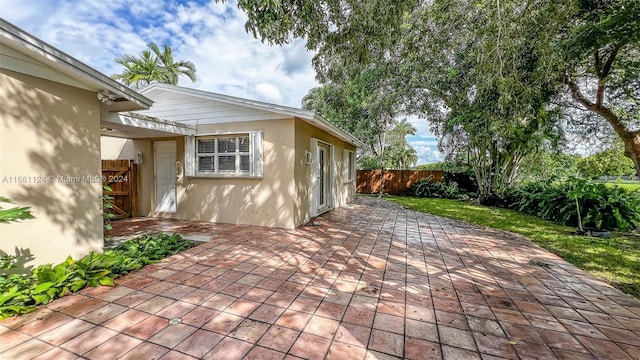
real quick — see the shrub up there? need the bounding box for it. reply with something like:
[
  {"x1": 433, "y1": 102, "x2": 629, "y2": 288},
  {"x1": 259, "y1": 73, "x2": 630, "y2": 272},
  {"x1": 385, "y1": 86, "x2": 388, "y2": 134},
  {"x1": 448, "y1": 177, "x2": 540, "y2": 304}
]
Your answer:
[
  {"x1": 444, "y1": 170, "x2": 478, "y2": 194},
  {"x1": 505, "y1": 178, "x2": 640, "y2": 231},
  {"x1": 0, "y1": 233, "x2": 194, "y2": 319},
  {"x1": 409, "y1": 178, "x2": 464, "y2": 199}
]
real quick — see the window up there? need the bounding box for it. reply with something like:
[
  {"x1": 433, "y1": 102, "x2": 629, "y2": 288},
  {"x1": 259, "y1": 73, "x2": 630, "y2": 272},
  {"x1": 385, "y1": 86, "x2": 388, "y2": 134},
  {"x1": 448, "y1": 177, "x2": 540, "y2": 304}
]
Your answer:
[
  {"x1": 185, "y1": 132, "x2": 263, "y2": 177},
  {"x1": 343, "y1": 149, "x2": 355, "y2": 182}
]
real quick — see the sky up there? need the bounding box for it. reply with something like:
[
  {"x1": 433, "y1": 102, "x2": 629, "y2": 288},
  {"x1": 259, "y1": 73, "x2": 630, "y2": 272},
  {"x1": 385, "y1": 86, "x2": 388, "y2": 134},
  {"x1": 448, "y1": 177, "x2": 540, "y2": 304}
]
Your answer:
[{"x1": 1, "y1": 0, "x2": 443, "y2": 164}]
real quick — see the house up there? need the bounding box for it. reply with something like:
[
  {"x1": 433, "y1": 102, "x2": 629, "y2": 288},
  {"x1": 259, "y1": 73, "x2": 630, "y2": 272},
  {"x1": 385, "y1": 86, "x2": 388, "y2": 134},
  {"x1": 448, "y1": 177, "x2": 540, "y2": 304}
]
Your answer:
[
  {"x1": 101, "y1": 84, "x2": 364, "y2": 229},
  {"x1": 1, "y1": 19, "x2": 362, "y2": 267},
  {"x1": 0, "y1": 19, "x2": 153, "y2": 267}
]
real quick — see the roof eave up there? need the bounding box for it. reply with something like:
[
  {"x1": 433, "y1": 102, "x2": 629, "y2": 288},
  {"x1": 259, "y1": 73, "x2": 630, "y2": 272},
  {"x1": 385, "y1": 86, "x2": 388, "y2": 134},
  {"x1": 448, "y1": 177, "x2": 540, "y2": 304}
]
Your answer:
[
  {"x1": 140, "y1": 83, "x2": 365, "y2": 148},
  {"x1": 0, "y1": 19, "x2": 153, "y2": 110}
]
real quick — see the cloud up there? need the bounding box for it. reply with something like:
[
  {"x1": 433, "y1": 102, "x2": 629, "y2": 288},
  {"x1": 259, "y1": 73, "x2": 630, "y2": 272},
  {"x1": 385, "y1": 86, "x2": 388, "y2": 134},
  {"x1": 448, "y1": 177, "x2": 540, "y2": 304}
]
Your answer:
[
  {"x1": 1, "y1": 0, "x2": 316, "y2": 107},
  {"x1": 1, "y1": 0, "x2": 438, "y2": 143},
  {"x1": 411, "y1": 144, "x2": 444, "y2": 164},
  {"x1": 405, "y1": 115, "x2": 434, "y2": 138}
]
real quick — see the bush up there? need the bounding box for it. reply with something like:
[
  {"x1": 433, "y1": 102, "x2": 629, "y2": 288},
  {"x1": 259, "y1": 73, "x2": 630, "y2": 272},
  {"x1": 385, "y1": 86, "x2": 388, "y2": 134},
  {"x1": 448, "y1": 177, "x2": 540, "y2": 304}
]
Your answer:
[
  {"x1": 444, "y1": 170, "x2": 478, "y2": 194},
  {"x1": 409, "y1": 178, "x2": 464, "y2": 199},
  {"x1": 0, "y1": 233, "x2": 194, "y2": 319},
  {"x1": 504, "y1": 178, "x2": 640, "y2": 231}
]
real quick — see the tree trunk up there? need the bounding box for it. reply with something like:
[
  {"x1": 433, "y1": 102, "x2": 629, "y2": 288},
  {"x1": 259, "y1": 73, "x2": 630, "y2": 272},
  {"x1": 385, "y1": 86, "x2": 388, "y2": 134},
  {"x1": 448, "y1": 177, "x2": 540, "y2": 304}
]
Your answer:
[{"x1": 623, "y1": 130, "x2": 640, "y2": 178}]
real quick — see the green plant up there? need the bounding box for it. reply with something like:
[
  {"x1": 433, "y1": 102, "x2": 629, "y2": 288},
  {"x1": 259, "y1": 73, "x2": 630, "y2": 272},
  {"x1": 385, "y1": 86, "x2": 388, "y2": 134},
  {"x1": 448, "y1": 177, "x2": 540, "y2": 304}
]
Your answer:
[
  {"x1": 102, "y1": 186, "x2": 115, "y2": 234},
  {"x1": 0, "y1": 197, "x2": 34, "y2": 223},
  {"x1": 0, "y1": 233, "x2": 194, "y2": 319},
  {"x1": 504, "y1": 178, "x2": 640, "y2": 231},
  {"x1": 409, "y1": 177, "x2": 464, "y2": 199}
]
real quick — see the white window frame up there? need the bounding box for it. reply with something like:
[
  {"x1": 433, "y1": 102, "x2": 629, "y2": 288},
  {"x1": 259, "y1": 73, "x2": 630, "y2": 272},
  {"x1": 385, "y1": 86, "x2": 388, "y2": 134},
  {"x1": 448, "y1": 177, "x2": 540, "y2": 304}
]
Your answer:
[
  {"x1": 184, "y1": 131, "x2": 263, "y2": 178},
  {"x1": 343, "y1": 149, "x2": 355, "y2": 182}
]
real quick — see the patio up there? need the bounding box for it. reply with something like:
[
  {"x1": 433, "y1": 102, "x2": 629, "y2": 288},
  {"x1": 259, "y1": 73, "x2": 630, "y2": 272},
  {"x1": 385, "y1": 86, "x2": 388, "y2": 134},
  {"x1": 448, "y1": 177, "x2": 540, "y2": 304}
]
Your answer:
[{"x1": 1, "y1": 197, "x2": 639, "y2": 359}]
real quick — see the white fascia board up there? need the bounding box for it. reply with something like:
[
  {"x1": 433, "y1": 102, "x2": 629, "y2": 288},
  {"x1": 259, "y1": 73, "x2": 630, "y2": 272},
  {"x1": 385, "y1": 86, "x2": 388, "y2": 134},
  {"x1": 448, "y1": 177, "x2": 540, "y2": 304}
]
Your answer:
[
  {"x1": 104, "y1": 112, "x2": 197, "y2": 136},
  {"x1": 140, "y1": 83, "x2": 314, "y2": 120},
  {"x1": 140, "y1": 83, "x2": 365, "y2": 148},
  {"x1": 309, "y1": 114, "x2": 367, "y2": 149},
  {"x1": 0, "y1": 19, "x2": 152, "y2": 109}
]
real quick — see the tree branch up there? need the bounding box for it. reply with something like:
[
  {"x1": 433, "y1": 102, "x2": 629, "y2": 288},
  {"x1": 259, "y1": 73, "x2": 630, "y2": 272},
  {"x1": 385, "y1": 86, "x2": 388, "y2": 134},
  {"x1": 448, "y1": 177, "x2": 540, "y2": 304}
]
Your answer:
[
  {"x1": 602, "y1": 44, "x2": 621, "y2": 79},
  {"x1": 564, "y1": 76, "x2": 631, "y2": 140}
]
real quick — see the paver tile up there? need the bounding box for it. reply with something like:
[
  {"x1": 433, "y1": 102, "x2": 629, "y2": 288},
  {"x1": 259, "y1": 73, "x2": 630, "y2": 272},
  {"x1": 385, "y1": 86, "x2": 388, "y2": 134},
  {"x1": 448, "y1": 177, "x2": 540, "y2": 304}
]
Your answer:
[
  {"x1": 60, "y1": 325, "x2": 117, "y2": 354},
  {"x1": 258, "y1": 325, "x2": 300, "y2": 352},
  {"x1": 368, "y1": 329, "x2": 404, "y2": 357},
  {"x1": 119, "y1": 342, "x2": 169, "y2": 360},
  {"x1": 244, "y1": 346, "x2": 286, "y2": 360},
  {"x1": 202, "y1": 312, "x2": 244, "y2": 335},
  {"x1": 439, "y1": 325, "x2": 478, "y2": 351},
  {"x1": 575, "y1": 335, "x2": 633, "y2": 359},
  {"x1": 181, "y1": 306, "x2": 219, "y2": 328},
  {"x1": 326, "y1": 341, "x2": 366, "y2": 360},
  {"x1": 290, "y1": 332, "x2": 332, "y2": 360},
  {"x1": 203, "y1": 336, "x2": 253, "y2": 360},
  {"x1": 83, "y1": 333, "x2": 142, "y2": 360},
  {"x1": 37, "y1": 318, "x2": 95, "y2": 346},
  {"x1": 229, "y1": 319, "x2": 270, "y2": 343},
  {"x1": 442, "y1": 345, "x2": 482, "y2": 360},
  {"x1": 15, "y1": 311, "x2": 73, "y2": 336},
  {"x1": 123, "y1": 315, "x2": 168, "y2": 339},
  {"x1": 334, "y1": 322, "x2": 371, "y2": 347},
  {"x1": 2, "y1": 198, "x2": 639, "y2": 360},
  {"x1": 31, "y1": 347, "x2": 77, "y2": 360},
  {"x1": 405, "y1": 337, "x2": 442, "y2": 360},
  {"x1": 1, "y1": 338, "x2": 52, "y2": 359},
  {"x1": 373, "y1": 312, "x2": 404, "y2": 334},
  {"x1": 175, "y1": 329, "x2": 223, "y2": 358}
]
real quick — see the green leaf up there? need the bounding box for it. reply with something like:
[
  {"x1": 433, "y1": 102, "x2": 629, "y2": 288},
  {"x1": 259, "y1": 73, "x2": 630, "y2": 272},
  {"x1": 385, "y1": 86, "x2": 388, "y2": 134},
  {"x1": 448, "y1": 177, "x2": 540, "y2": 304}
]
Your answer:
[
  {"x1": 99, "y1": 277, "x2": 115, "y2": 286},
  {"x1": 32, "y1": 282, "x2": 54, "y2": 294}
]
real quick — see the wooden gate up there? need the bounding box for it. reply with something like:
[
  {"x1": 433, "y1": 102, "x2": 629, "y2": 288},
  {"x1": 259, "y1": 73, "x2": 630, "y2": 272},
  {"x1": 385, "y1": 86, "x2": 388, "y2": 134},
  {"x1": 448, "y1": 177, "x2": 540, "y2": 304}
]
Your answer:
[{"x1": 102, "y1": 160, "x2": 137, "y2": 219}]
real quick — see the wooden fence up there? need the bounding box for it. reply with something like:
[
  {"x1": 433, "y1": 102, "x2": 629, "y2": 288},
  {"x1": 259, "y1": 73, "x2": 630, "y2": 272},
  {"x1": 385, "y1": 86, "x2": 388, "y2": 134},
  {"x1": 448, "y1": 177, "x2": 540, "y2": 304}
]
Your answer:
[
  {"x1": 356, "y1": 169, "x2": 445, "y2": 195},
  {"x1": 102, "y1": 160, "x2": 138, "y2": 219}
]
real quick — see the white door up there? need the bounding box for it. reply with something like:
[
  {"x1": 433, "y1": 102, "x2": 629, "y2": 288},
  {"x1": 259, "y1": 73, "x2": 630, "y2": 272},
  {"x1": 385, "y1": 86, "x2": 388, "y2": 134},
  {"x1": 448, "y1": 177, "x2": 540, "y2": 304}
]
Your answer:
[
  {"x1": 154, "y1": 141, "x2": 177, "y2": 212},
  {"x1": 317, "y1": 142, "x2": 330, "y2": 212}
]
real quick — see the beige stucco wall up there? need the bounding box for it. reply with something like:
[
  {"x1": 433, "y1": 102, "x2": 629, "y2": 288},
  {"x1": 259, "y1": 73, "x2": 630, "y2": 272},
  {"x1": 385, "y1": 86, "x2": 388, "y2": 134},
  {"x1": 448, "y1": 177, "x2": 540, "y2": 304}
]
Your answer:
[
  {"x1": 100, "y1": 136, "x2": 137, "y2": 160},
  {"x1": 0, "y1": 69, "x2": 103, "y2": 269},
  {"x1": 294, "y1": 118, "x2": 357, "y2": 226},
  {"x1": 133, "y1": 119, "x2": 297, "y2": 228}
]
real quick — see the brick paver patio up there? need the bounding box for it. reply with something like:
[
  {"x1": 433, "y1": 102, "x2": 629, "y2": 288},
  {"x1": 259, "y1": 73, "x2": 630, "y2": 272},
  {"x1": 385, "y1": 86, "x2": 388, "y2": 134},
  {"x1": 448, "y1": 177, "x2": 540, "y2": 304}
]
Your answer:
[{"x1": 1, "y1": 197, "x2": 639, "y2": 359}]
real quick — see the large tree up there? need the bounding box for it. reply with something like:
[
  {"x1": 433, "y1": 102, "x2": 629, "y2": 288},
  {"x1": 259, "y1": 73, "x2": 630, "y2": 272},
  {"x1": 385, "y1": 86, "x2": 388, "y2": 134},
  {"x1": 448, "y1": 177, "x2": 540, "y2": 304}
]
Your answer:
[
  {"x1": 227, "y1": 0, "x2": 640, "y2": 177},
  {"x1": 112, "y1": 42, "x2": 197, "y2": 88},
  {"x1": 559, "y1": 0, "x2": 640, "y2": 176}
]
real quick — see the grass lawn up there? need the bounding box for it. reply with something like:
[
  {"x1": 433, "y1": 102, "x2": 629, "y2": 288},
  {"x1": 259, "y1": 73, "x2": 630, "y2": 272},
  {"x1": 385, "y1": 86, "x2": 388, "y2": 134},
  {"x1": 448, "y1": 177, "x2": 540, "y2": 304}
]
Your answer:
[
  {"x1": 387, "y1": 196, "x2": 640, "y2": 299},
  {"x1": 603, "y1": 180, "x2": 640, "y2": 192}
]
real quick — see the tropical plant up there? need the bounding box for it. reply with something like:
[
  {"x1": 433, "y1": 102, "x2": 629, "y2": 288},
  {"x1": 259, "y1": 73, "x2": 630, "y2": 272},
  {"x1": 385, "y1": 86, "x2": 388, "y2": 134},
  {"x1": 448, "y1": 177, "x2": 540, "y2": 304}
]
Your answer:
[
  {"x1": 102, "y1": 186, "x2": 115, "y2": 237},
  {"x1": 0, "y1": 197, "x2": 34, "y2": 223},
  {"x1": 409, "y1": 177, "x2": 464, "y2": 199},
  {"x1": 112, "y1": 42, "x2": 197, "y2": 88},
  {"x1": 504, "y1": 178, "x2": 640, "y2": 231},
  {"x1": 0, "y1": 233, "x2": 195, "y2": 319}
]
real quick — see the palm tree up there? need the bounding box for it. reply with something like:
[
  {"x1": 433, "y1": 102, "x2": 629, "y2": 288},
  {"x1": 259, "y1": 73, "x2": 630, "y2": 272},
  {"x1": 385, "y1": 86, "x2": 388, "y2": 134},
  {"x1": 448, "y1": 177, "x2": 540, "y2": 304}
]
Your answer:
[
  {"x1": 389, "y1": 118, "x2": 417, "y2": 148},
  {"x1": 400, "y1": 147, "x2": 419, "y2": 169},
  {"x1": 386, "y1": 118, "x2": 419, "y2": 169},
  {"x1": 112, "y1": 50, "x2": 163, "y2": 88},
  {"x1": 112, "y1": 42, "x2": 197, "y2": 88},
  {"x1": 147, "y1": 42, "x2": 197, "y2": 85}
]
